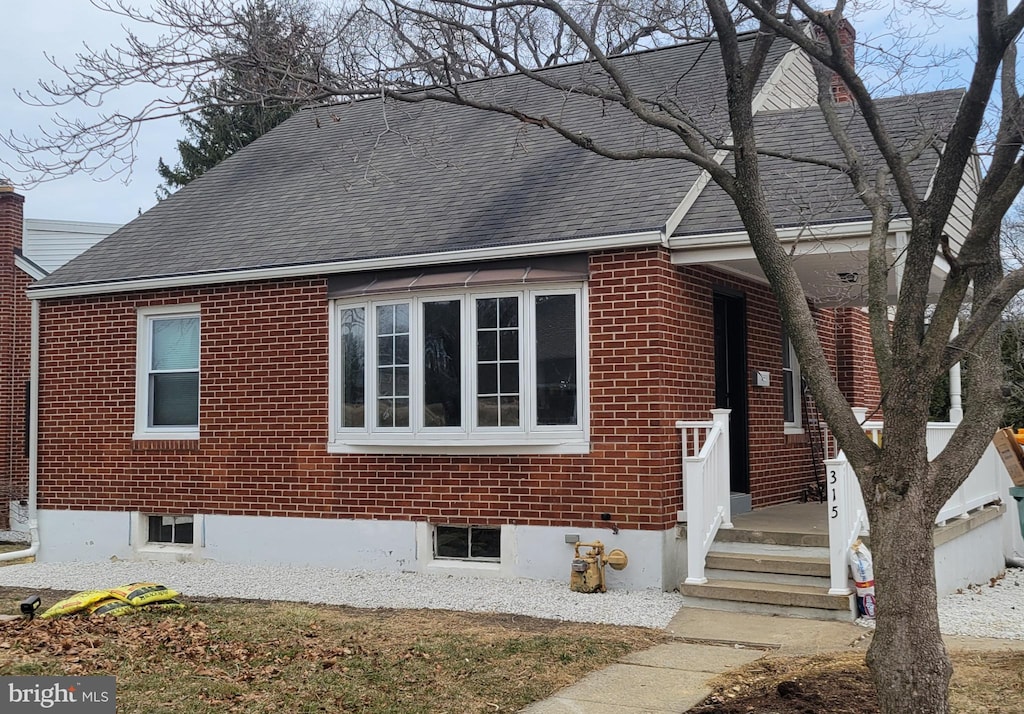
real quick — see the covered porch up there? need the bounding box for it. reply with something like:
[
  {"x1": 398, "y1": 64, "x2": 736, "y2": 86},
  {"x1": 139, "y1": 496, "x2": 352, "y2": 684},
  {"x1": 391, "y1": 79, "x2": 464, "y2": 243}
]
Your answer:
[{"x1": 669, "y1": 218, "x2": 998, "y2": 618}]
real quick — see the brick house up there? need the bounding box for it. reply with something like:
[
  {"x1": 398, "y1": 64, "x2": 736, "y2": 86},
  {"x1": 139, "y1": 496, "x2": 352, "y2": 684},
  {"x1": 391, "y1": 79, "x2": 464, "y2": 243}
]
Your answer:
[
  {"x1": 8, "y1": 29, "x2": 1008, "y2": 614},
  {"x1": 0, "y1": 187, "x2": 118, "y2": 532}
]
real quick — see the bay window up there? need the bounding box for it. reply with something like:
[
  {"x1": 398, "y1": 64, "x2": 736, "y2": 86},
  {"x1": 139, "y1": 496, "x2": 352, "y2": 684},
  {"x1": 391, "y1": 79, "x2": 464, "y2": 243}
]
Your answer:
[{"x1": 331, "y1": 285, "x2": 586, "y2": 452}]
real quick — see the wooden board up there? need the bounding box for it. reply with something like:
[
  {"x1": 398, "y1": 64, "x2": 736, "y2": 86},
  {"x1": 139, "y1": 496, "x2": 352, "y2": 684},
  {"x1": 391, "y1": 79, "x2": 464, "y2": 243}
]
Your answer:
[{"x1": 992, "y1": 427, "x2": 1024, "y2": 487}]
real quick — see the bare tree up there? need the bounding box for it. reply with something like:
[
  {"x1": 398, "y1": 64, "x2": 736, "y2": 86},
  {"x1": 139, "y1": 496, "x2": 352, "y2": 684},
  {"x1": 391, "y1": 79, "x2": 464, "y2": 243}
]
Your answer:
[
  {"x1": 6, "y1": 0, "x2": 1024, "y2": 712},
  {"x1": 356, "y1": 5, "x2": 1024, "y2": 709},
  {"x1": 1, "y1": 0, "x2": 727, "y2": 183}
]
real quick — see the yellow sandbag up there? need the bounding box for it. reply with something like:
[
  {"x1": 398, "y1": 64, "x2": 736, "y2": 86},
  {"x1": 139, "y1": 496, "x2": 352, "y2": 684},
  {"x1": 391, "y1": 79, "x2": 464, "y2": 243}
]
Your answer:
[
  {"x1": 108, "y1": 582, "x2": 179, "y2": 607},
  {"x1": 143, "y1": 599, "x2": 185, "y2": 612},
  {"x1": 87, "y1": 598, "x2": 136, "y2": 617},
  {"x1": 39, "y1": 590, "x2": 112, "y2": 619}
]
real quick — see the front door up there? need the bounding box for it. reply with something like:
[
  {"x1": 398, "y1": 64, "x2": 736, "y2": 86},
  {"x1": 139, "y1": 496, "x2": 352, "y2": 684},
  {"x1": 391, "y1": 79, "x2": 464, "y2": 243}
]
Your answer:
[{"x1": 713, "y1": 291, "x2": 749, "y2": 494}]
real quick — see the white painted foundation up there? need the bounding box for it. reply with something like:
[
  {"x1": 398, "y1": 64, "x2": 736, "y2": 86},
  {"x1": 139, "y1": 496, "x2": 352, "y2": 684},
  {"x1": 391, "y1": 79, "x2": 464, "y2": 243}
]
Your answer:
[
  {"x1": 35, "y1": 510, "x2": 676, "y2": 590},
  {"x1": 33, "y1": 507, "x2": 1013, "y2": 595},
  {"x1": 934, "y1": 507, "x2": 1008, "y2": 595}
]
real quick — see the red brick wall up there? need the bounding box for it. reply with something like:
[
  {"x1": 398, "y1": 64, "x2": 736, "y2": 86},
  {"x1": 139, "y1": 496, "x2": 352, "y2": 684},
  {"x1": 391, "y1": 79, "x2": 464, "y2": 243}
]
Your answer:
[
  {"x1": 36, "y1": 248, "x2": 872, "y2": 528},
  {"x1": 38, "y1": 251, "x2": 692, "y2": 532},
  {"x1": 680, "y1": 268, "x2": 839, "y2": 507},
  {"x1": 0, "y1": 189, "x2": 31, "y2": 530},
  {"x1": 835, "y1": 307, "x2": 882, "y2": 414}
]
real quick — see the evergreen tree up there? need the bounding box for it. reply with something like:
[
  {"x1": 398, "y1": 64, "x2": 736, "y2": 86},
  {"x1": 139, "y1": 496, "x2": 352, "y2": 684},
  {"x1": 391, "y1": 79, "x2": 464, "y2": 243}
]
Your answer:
[
  {"x1": 157, "y1": 91, "x2": 297, "y2": 195},
  {"x1": 157, "y1": 0, "x2": 329, "y2": 196}
]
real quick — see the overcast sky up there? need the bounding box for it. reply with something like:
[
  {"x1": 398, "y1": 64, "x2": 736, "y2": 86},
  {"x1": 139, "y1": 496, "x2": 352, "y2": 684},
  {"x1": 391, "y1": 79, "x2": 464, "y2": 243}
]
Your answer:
[
  {"x1": 0, "y1": 2, "x2": 179, "y2": 225},
  {"x1": 0, "y1": 1, "x2": 980, "y2": 228}
]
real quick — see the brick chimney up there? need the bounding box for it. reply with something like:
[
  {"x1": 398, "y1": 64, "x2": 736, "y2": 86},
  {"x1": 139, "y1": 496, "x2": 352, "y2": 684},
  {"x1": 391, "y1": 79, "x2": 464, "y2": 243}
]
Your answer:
[
  {"x1": 0, "y1": 184, "x2": 28, "y2": 531},
  {"x1": 813, "y1": 17, "x2": 856, "y2": 103},
  {"x1": 0, "y1": 183, "x2": 24, "y2": 255}
]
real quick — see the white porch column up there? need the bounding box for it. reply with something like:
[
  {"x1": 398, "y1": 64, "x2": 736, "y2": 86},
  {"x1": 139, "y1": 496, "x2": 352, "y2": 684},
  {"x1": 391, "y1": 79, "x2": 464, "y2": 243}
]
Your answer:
[{"x1": 948, "y1": 320, "x2": 963, "y2": 423}]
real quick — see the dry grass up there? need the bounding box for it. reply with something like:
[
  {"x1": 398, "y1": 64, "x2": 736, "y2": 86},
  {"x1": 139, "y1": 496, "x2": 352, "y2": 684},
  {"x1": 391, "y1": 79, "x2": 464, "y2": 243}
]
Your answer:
[{"x1": 0, "y1": 590, "x2": 665, "y2": 714}]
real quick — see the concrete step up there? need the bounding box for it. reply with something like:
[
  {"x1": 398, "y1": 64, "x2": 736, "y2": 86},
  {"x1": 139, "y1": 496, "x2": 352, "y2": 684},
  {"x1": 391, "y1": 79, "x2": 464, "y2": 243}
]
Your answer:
[
  {"x1": 703, "y1": 568, "x2": 832, "y2": 589},
  {"x1": 711, "y1": 525, "x2": 830, "y2": 548},
  {"x1": 705, "y1": 540, "x2": 830, "y2": 559},
  {"x1": 705, "y1": 551, "x2": 831, "y2": 578},
  {"x1": 679, "y1": 579, "x2": 855, "y2": 620}
]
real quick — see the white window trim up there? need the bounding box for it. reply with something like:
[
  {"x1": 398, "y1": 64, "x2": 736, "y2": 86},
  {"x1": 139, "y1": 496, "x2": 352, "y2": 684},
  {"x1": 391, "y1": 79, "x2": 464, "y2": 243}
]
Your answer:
[
  {"x1": 134, "y1": 304, "x2": 201, "y2": 441},
  {"x1": 328, "y1": 283, "x2": 589, "y2": 454},
  {"x1": 415, "y1": 522, "x2": 516, "y2": 578},
  {"x1": 130, "y1": 512, "x2": 205, "y2": 561},
  {"x1": 782, "y1": 332, "x2": 803, "y2": 434}
]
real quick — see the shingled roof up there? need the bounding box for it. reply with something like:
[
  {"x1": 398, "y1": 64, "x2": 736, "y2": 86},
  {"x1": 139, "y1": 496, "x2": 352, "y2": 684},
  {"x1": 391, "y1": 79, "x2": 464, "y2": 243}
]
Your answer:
[
  {"x1": 31, "y1": 31, "x2": 962, "y2": 293},
  {"x1": 676, "y1": 89, "x2": 964, "y2": 236}
]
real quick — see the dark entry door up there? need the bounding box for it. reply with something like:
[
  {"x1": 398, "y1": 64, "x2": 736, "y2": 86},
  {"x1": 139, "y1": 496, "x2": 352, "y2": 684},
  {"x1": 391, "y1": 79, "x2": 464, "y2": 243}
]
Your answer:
[{"x1": 712, "y1": 291, "x2": 749, "y2": 494}]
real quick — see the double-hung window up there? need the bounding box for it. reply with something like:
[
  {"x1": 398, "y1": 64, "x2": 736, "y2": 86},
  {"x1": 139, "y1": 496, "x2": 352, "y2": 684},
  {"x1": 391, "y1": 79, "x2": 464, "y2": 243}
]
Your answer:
[
  {"x1": 135, "y1": 306, "x2": 200, "y2": 440},
  {"x1": 331, "y1": 284, "x2": 586, "y2": 452},
  {"x1": 781, "y1": 331, "x2": 802, "y2": 431}
]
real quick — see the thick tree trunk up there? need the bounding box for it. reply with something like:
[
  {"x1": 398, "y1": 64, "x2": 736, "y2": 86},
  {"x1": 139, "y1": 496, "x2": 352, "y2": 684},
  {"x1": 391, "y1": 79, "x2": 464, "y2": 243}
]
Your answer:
[{"x1": 865, "y1": 475, "x2": 952, "y2": 714}]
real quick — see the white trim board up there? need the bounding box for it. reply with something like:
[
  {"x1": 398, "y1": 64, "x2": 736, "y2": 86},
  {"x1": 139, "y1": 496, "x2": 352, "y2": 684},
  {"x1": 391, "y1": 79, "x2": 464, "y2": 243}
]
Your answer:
[{"x1": 28, "y1": 230, "x2": 664, "y2": 300}]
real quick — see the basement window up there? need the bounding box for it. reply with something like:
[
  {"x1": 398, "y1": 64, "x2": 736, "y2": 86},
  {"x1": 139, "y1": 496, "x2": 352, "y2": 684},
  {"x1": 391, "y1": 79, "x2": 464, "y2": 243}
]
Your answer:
[
  {"x1": 147, "y1": 515, "x2": 194, "y2": 545},
  {"x1": 434, "y1": 525, "x2": 500, "y2": 561}
]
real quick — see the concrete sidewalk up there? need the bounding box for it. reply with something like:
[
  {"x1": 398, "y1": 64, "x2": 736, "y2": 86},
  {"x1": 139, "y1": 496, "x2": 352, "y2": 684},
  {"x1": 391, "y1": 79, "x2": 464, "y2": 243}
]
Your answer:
[
  {"x1": 522, "y1": 607, "x2": 1024, "y2": 713},
  {"x1": 521, "y1": 608, "x2": 872, "y2": 714}
]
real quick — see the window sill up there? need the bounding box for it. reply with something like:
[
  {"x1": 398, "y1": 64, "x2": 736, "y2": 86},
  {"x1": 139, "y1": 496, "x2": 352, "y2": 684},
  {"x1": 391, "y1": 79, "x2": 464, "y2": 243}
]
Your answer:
[
  {"x1": 425, "y1": 559, "x2": 501, "y2": 578},
  {"x1": 328, "y1": 438, "x2": 590, "y2": 455},
  {"x1": 133, "y1": 429, "x2": 199, "y2": 441},
  {"x1": 133, "y1": 542, "x2": 201, "y2": 562}
]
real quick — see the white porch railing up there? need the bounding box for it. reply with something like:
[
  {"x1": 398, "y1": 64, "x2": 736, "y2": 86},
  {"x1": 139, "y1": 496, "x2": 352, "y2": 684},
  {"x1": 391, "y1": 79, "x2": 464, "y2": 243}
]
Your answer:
[
  {"x1": 826, "y1": 420, "x2": 1005, "y2": 594},
  {"x1": 676, "y1": 409, "x2": 732, "y2": 585}
]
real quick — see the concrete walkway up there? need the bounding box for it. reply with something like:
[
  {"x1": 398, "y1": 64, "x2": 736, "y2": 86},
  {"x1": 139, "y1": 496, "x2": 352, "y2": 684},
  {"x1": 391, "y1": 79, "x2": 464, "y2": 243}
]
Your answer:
[
  {"x1": 520, "y1": 608, "x2": 874, "y2": 714},
  {"x1": 523, "y1": 606, "x2": 1024, "y2": 713}
]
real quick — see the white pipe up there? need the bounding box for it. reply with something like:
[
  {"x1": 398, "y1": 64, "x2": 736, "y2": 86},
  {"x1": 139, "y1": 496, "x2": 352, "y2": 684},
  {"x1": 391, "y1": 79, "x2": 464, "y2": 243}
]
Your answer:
[
  {"x1": 0, "y1": 299, "x2": 40, "y2": 562},
  {"x1": 948, "y1": 320, "x2": 963, "y2": 423}
]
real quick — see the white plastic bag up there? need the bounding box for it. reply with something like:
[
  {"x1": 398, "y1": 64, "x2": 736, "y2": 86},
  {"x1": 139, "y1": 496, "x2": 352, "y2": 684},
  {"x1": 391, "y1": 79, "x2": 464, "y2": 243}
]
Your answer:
[{"x1": 848, "y1": 539, "x2": 876, "y2": 618}]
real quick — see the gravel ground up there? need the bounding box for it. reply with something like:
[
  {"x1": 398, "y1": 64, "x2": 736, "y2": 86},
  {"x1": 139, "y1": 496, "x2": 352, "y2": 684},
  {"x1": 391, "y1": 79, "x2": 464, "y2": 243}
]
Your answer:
[
  {"x1": 850, "y1": 567, "x2": 1024, "y2": 639},
  {"x1": 2, "y1": 558, "x2": 1023, "y2": 636},
  {"x1": 0, "y1": 560, "x2": 684, "y2": 628},
  {"x1": 936, "y1": 566, "x2": 1024, "y2": 639}
]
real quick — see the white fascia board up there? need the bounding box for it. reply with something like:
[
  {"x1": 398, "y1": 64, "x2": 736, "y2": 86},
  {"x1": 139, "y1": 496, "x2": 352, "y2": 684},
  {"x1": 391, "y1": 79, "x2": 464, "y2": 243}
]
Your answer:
[
  {"x1": 15, "y1": 255, "x2": 48, "y2": 281},
  {"x1": 670, "y1": 218, "x2": 913, "y2": 255},
  {"x1": 28, "y1": 230, "x2": 663, "y2": 300},
  {"x1": 663, "y1": 45, "x2": 809, "y2": 241},
  {"x1": 24, "y1": 219, "x2": 122, "y2": 236}
]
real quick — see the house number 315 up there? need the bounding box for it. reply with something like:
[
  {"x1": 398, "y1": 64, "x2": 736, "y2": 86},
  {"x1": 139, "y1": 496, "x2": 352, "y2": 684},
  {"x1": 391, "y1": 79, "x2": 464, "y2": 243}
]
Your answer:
[{"x1": 828, "y1": 470, "x2": 838, "y2": 519}]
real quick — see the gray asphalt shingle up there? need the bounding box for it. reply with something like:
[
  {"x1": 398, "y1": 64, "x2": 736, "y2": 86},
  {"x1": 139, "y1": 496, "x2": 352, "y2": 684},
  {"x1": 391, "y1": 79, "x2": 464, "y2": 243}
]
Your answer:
[
  {"x1": 675, "y1": 89, "x2": 964, "y2": 236},
  {"x1": 33, "y1": 33, "x2": 961, "y2": 291}
]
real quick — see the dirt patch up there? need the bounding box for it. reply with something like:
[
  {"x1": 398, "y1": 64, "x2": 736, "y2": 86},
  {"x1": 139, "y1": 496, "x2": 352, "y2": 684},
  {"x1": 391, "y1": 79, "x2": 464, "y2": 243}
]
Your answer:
[
  {"x1": 690, "y1": 649, "x2": 1024, "y2": 714},
  {"x1": 690, "y1": 652, "x2": 877, "y2": 714}
]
